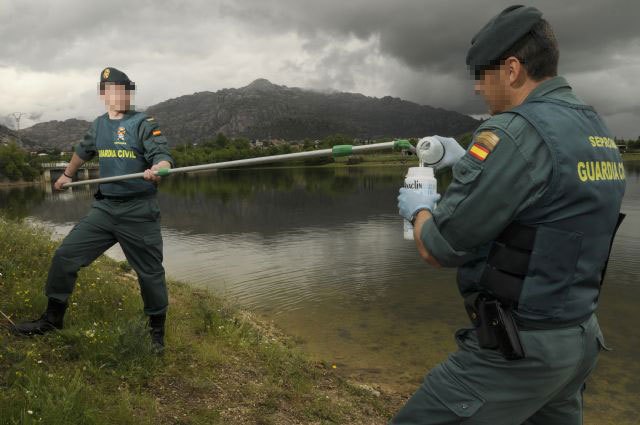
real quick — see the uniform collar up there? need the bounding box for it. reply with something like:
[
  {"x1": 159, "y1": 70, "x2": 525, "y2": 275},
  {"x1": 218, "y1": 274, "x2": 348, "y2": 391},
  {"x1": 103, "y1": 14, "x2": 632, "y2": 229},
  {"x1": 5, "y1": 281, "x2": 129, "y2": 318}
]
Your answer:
[
  {"x1": 104, "y1": 110, "x2": 136, "y2": 121},
  {"x1": 524, "y1": 76, "x2": 571, "y2": 101}
]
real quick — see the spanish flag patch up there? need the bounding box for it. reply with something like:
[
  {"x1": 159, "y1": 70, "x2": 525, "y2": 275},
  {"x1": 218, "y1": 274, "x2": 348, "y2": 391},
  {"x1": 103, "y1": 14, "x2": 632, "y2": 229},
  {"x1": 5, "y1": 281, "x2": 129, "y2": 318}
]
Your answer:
[
  {"x1": 468, "y1": 131, "x2": 500, "y2": 161},
  {"x1": 152, "y1": 130, "x2": 162, "y2": 136},
  {"x1": 469, "y1": 144, "x2": 490, "y2": 161}
]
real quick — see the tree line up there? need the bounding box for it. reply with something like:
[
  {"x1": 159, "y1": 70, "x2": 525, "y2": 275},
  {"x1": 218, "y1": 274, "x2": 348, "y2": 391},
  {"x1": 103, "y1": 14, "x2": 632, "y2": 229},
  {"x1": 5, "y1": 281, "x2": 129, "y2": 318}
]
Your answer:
[
  {"x1": 169, "y1": 133, "x2": 362, "y2": 167},
  {"x1": 621, "y1": 138, "x2": 640, "y2": 151},
  {"x1": 2, "y1": 134, "x2": 637, "y2": 182},
  {"x1": 0, "y1": 143, "x2": 40, "y2": 182}
]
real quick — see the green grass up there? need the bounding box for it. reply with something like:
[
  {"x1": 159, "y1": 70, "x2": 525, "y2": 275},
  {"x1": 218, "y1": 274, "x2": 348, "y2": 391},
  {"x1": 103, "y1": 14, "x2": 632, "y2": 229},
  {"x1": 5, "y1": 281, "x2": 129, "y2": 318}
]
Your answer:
[{"x1": 0, "y1": 217, "x2": 395, "y2": 424}]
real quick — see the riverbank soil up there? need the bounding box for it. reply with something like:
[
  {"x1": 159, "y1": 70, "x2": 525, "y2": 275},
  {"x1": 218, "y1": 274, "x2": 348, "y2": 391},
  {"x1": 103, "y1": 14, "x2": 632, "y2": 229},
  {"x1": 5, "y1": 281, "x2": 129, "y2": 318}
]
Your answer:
[{"x1": 0, "y1": 217, "x2": 402, "y2": 424}]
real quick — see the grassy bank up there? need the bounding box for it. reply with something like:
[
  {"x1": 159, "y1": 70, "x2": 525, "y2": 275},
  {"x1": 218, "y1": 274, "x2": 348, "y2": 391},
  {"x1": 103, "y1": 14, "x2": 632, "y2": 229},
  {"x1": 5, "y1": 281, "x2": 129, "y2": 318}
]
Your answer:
[
  {"x1": 622, "y1": 152, "x2": 640, "y2": 161},
  {"x1": 0, "y1": 217, "x2": 398, "y2": 424},
  {"x1": 0, "y1": 180, "x2": 41, "y2": 188}
]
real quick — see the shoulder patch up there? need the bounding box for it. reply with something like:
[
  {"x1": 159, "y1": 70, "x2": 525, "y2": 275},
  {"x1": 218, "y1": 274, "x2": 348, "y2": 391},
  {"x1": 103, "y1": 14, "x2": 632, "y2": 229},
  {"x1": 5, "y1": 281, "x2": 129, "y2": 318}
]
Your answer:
[
  {"x1": 469, "y1": 143, "x2": 490, "y2": 161},
  {"x1": 152, "y1": 130, "x2": 162, "y2": 136},
  {"x1": 468, "y1": 131, "x2": 499, "y2": 162},
  {"x1": 475, "y1": 131, "x2": 500, "y2": 152}
]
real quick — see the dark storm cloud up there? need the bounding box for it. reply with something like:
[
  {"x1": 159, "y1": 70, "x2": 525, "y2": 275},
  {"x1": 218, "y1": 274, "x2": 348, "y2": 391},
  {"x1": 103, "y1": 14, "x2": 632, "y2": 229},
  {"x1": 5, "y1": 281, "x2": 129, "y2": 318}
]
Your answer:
[
  {"x1": 217, "y1": 0, "x2": 640, "y2": 136},
  {"x1": 0, "y1": 0, "x2": 220, "y2": 71},
  {"x1": 221, "y1": 0, "x2": 640, "y2": 74},
  {"x1": 1, "y1": 0, "x2": 638, "y2": 137}
]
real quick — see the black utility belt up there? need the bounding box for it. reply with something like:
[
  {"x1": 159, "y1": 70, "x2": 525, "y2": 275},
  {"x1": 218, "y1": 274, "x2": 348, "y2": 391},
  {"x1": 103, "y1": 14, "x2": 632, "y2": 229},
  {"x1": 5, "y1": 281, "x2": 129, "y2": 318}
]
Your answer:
[
  {"x1": 94, "y1": 189, "x2": 154, "y2": 202},
  {"x1": 464, "y1": 293, "x2": 525, "y2": 360}
]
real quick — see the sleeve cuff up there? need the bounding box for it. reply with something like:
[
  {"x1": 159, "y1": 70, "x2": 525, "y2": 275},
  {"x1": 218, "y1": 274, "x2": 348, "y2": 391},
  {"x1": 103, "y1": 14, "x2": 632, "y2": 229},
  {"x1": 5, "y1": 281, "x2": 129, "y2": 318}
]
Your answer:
[
  {"x1": 421, "y1": 217, "x2": 477, "y2": 267},
  {"x1": 153, "y1": 155, "x2": 175, "y2": 168}
]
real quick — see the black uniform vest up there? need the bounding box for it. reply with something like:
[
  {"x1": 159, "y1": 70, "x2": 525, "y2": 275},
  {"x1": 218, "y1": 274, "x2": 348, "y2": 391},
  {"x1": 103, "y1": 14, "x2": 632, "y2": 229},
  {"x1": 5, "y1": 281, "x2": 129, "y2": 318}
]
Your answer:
[{"x1": 479, "y1": 98, "x2": 626, "y2": 325}]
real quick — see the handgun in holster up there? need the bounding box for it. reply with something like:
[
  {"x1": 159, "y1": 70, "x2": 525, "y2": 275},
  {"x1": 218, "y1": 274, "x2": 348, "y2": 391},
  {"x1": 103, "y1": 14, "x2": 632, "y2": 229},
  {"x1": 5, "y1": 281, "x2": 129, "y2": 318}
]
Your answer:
[{"x1": 465, "y1": 293, "x2": 525, "y2": 360}]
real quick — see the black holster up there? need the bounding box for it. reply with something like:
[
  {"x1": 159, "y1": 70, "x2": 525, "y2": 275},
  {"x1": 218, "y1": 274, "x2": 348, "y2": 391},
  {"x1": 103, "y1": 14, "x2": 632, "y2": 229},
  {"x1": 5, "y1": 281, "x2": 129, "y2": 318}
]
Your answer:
[{"x1": 465, "y1": 293, "x2": 525, "y2": 360}]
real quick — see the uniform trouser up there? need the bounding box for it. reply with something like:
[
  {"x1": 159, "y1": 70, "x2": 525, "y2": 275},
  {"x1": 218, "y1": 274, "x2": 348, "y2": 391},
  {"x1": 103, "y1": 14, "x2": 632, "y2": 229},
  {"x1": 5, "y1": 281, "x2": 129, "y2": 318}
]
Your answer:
[
  {"x1": 391, "y1": 314, "x2": 606, "y2": 425},
  {"x1": 45, "y1": 197, "x2": 168, "y2": 316}
]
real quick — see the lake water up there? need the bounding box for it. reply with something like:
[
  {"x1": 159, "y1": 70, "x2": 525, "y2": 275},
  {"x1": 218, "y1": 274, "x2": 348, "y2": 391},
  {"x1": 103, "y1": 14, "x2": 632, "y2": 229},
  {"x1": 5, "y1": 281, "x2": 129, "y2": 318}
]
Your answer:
[{"x1": 1, "y1": 161, "x2": 639, "y2": 424}]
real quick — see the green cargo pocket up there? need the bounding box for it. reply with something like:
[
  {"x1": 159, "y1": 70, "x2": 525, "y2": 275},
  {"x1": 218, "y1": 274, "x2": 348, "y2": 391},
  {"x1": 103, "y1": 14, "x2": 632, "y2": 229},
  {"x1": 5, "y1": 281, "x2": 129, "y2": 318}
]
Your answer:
[
  {"x1": 518, "y1": 226, "x2": 583, "y2": 319},
  {"x1": 596, "y1": 329, "x2": 612, "y2": 352},
  {"x1": 440, "y1": 158, "x2": 484, "y2": 216},
  {"x1": 143, "y1": 232, "x2": 163, "y2": 247},
  {"x1": 142, "y1": 232, "x2": 164, "y2": 262},
  {"x1": 425, "y1": 364, "x2": 485, "y2": 418},
  {"x1": 147, "y1": 199, "x2": 161, "y2": 221},
  {"x1": 452, "y1": 157, "x2": 483, "y2": 185}
]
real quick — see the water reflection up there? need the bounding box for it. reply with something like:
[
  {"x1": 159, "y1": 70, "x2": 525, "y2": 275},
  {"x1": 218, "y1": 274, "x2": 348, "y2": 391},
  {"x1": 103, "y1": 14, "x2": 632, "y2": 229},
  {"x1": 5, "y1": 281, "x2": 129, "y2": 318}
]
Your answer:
[
  {"x1": 1, "y1": 162, "x2": 639, "y2": 424},
  {"x1": 0, "y1": 186, "x2": 46, "y2": 220}
]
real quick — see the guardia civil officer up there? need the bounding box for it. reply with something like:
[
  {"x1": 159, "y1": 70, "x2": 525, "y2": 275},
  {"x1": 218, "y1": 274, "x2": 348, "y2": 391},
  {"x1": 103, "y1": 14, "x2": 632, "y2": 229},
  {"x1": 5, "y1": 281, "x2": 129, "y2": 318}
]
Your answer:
[
  {"x1": 394, "y1": 6, "x2": 625, "y2": 424},
  {"x1": 13, "y1": 68, "x2": 174, "y2": 352}
]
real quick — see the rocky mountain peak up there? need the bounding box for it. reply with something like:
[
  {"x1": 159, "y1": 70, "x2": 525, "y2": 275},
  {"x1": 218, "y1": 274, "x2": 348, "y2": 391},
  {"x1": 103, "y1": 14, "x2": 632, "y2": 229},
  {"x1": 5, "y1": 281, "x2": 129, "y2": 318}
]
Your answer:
[
  {"x1": 17, "y1": 80, "x2": 480, "y2": 149},
  {"x1": 242, "y1": 78, "x2": 280, "y2": 92}
]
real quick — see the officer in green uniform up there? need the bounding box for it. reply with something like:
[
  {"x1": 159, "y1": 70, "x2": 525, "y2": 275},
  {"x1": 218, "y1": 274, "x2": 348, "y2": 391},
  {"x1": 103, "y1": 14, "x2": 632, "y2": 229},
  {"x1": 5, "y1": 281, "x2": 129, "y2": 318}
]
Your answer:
[
  {"x1": 13, "y1": 67, "x2": 174, "y2": 351},
  {"x1": 394, "y1": 6, "x2": 625, "y2": 424}
]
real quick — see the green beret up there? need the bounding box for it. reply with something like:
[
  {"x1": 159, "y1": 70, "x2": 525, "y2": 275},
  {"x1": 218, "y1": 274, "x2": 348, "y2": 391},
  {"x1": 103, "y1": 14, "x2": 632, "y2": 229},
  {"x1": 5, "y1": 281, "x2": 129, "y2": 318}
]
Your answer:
[
  {"x1": 466, "y1": 5, "x2": 543, "y2": 77},
  {"x1": 100, "y1": 67, "x2": 135, "y2": 90}
]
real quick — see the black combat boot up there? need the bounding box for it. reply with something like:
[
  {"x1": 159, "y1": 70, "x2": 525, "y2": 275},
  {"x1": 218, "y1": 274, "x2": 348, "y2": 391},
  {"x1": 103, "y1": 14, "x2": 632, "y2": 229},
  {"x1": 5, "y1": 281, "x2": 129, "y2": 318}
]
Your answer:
[
  {"x1": 12, "y1": 298, "x2": 67, "y2": 336},
  {"x1": 148, "y1": 314, "x2": 166, "y2": 353}
]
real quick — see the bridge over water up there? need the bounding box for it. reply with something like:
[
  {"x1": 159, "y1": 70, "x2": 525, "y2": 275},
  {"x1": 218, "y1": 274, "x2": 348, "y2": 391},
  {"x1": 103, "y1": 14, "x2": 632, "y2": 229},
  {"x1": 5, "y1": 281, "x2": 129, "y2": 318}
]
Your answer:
[{"x1": 40, "y1": 162, "x2": 100, "y2": 184}]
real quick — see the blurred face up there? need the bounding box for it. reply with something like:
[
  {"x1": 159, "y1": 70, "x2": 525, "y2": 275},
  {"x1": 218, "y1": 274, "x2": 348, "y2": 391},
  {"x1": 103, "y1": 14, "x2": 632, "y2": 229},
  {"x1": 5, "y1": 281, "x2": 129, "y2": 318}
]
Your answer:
[
  {"x1": 99, "y1": 83, "x2": 133, "y2": 112},
  {"x1": 473, "y1": 62, "x2": 511, "y2": 115}
]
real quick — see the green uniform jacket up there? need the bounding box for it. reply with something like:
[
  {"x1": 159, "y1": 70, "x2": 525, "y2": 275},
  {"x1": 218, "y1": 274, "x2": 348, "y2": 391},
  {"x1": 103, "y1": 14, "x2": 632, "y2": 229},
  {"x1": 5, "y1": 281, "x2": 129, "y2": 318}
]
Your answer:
[
  {"x1": 422, "y1": 76, "x2": 625, "y2": 324},
  {"x1": 75, "y1": 111, "x2": 174, "y2": 197}
]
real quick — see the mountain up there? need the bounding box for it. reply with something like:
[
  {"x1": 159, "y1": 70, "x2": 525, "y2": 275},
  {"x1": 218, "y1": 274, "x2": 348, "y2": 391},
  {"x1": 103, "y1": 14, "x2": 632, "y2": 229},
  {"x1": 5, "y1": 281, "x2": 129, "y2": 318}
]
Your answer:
[
  {"x1": 17, "y1": 79, "x2": 480, "y2": 149},
  {"x1": 0, "y1": 124, "x2": 18, "y2": 145},
  {"x1": 0, "y1": 124, "x2": 38, "y2": 149},
  {"x1": 146, "y1": 79, "x2": 479, "y2": 144},
  {"x1": 18, "y1": 119, "x2": 91, "y2": 152}
]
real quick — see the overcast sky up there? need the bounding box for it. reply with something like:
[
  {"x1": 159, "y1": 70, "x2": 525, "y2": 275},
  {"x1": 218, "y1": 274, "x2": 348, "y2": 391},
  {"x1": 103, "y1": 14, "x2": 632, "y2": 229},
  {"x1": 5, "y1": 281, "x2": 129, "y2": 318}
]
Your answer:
[{"x1": 1, "y1": 0, "x2": 638, "y2": 138}]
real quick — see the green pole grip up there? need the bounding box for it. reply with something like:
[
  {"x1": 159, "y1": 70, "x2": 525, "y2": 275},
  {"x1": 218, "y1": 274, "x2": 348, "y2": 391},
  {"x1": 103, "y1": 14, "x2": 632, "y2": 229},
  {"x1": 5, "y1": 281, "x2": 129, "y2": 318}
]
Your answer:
[
  {"x1": 393, "y1": 139, "x2": 413, "y2": 151},
  {"x1": 332, "y1": 145, "x2": 353, "y2": 157},
  {"x1": 156, "y1": 168, "x2": 171, "y2": 177}
]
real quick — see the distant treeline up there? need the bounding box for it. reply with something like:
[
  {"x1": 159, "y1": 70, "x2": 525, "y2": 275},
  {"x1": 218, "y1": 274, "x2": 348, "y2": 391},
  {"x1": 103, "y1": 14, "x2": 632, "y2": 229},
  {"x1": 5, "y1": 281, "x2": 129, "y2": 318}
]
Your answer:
[
  {"x1": 621, "y1": 138, "x2": 640, "y2": 151},
  {"x1": 168, "y1": 133, "x2": 640, "y2": 168},
  {"x1": 169, "y1": 133, "x2": 404, "y2": 167},
  {"x1": 0, "y1": 143, "x2": 40, "y2": 182},
  {"x1": 3, "y1": 133, "x2": 636, "y2": 182}
]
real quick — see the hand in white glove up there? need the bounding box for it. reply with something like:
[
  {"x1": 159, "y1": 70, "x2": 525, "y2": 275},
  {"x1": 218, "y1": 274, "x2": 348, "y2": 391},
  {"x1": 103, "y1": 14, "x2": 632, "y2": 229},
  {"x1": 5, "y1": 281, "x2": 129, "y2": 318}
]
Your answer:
[
  {"x1": 416, "y1": 135, "x2": 465, "y2": 171},
  {"x1": 397, "y1": 187, "x2": 441, "y2": 222}
]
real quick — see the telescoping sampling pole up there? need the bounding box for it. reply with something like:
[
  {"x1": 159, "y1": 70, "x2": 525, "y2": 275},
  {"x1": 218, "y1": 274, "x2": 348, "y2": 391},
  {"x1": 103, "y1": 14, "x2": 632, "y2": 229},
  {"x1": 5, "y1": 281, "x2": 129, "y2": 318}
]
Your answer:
[{"x1": 62, "y1": 140, "x2": 415, "y2": 188}]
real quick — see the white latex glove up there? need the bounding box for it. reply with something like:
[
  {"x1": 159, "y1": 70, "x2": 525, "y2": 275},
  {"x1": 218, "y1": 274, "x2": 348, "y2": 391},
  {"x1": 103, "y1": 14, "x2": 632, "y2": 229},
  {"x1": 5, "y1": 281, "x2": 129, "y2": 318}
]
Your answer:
[
  {"x1": 397, "y1": 188, "x2": 441, "y2": 222},
  {"x1": 417, "y1": 135, "x2": 465, "y2": 171}
]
